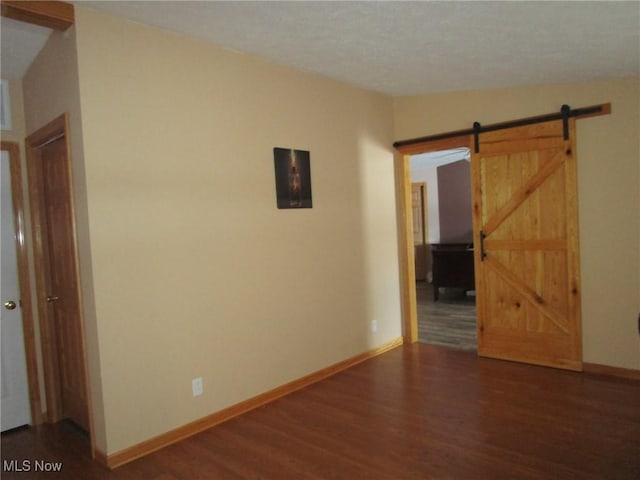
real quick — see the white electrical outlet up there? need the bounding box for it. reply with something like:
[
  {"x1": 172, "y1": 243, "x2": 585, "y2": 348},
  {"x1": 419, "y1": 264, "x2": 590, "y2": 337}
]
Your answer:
[
  {"x1": 371, "y1": 320, "x2": 377, "y2": 333},
  {"x1": 192, "y1": 377, "x2": 203, "y2": 397}
]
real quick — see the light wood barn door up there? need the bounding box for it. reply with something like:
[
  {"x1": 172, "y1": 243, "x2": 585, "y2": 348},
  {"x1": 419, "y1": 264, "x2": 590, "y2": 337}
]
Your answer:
[{"x1": 471, "y1": 119, "x2": 582, "y2": 370}]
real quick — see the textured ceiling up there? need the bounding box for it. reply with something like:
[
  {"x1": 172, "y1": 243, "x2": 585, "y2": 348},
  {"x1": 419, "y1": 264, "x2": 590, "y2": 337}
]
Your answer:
[
  {"x1": 2, "y1": 1, "x2": 639, "y2": 95},
  {"x1": 74, "y1": 1, "x2": 639, "y2": 96}
]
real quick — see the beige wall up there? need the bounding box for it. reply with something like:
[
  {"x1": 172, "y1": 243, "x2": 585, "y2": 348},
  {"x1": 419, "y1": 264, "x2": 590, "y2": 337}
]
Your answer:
[
  {"x1": 72, "y1": 7, "x2": 401, "y2": 454},
  {"x1": 394, "y1": 77, "x2": 640, "y2": 370},
  {"x1": 1, "y1": 78, "x2": 26, "y2": 143}
]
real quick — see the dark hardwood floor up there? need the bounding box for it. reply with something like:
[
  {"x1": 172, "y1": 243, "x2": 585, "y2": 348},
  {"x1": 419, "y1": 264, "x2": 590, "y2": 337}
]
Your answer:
[{"x1": 3, "y1": 344, "x2": 639, "y2": 479}]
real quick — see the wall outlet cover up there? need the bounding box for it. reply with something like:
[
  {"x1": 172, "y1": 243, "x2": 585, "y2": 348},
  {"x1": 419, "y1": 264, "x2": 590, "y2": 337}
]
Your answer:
[{"x1": 192, "y1": 377, "x2": 203, "y2": 397}]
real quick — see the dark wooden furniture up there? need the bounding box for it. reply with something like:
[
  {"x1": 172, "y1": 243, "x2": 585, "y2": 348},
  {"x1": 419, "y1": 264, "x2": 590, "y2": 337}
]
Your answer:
[
  {"x1": 431, "y1": 243, "x2": 475, "y2": 301},
  {"x1": 414, "y1": 244, "x2": 430, "y2": 281}
]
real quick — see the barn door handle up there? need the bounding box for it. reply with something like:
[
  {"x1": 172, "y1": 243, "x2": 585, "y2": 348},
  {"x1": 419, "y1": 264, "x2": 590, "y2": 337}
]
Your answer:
[
  {"x1": 480, "y1": 231, "x2": 487, "y2": 261},
  {"x1": 46, "y1": 295, "x2": 59, "y2": 302}
]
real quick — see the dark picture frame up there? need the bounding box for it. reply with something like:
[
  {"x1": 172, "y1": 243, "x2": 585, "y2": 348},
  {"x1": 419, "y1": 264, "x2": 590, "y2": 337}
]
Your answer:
[{"x1": 273, "y1": 147, "x2": 312, "y2": 209}]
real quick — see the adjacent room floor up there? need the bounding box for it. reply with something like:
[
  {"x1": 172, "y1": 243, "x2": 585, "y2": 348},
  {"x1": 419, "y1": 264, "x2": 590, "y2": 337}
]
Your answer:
[{"x1": 416, "y1": 281, "x2": 477, "y2": 351}]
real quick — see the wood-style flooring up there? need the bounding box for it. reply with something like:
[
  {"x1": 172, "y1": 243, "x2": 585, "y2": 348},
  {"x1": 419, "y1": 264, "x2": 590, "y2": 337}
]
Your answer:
[
  {"x1": 417, "y1": 281, "x2": 477, "y2": 351},
  {"x1": 2, "y1": 344, "x2": 639, "y2": 479}
]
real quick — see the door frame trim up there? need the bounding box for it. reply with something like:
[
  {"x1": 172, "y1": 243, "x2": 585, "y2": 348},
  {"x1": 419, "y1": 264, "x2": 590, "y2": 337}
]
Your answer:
[
  {"x1": 1, "y1": 141, "x2": 41, "y2": 425},
  {"x1": 25, "y1": 114, "x2": 93, "y2": 447},
  {"x1": 411, "y1": 182, "x2": 427, "y2": 245},
  {"x1": 395, "y1": 135, "x2": 470, "y2": 343}
]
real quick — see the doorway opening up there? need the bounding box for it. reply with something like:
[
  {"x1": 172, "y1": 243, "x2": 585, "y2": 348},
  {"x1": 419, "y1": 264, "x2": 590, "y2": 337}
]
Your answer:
[{"x1": 410, "y1": 148, "x2": 476, "y2": 351}]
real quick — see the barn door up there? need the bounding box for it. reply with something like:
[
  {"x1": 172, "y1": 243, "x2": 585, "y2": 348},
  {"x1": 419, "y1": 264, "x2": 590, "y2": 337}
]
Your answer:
[{"x1": 471, "y1": 118, "x2": 582, "y2": 370}]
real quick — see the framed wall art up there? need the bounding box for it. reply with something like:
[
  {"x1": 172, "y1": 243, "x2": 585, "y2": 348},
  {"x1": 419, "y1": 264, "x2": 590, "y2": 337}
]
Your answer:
[{"x1": 273, "y1": 147, "x2": 312, "y2": 209}]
